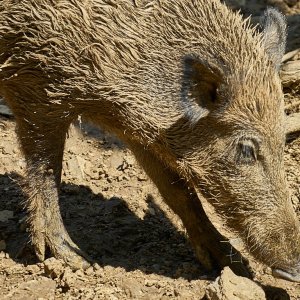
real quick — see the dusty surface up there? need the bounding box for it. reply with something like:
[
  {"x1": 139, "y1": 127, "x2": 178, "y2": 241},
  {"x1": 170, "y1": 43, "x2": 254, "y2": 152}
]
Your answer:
[{"x1": 0, "y1": 0, "x2": 300, "y2": 299}]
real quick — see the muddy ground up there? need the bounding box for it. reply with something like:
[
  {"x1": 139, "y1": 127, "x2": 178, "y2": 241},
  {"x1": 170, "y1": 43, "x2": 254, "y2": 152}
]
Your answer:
[{"x1": 0, "y1": 0, "x2": 300, "y2": 299}]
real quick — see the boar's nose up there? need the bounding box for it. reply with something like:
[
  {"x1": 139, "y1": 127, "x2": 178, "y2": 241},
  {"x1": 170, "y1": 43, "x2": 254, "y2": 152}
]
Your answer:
[{"x1": 272, "y1": 264, "x2": 300, "y2": 282}]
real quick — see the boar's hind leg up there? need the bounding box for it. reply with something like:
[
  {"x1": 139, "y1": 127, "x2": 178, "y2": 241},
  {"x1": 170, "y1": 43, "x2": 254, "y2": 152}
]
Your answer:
[
  {"x1": 131, "y1": 144, "x2": 252, "y2": 278},
  {"x1": 15, "y1": 114, "x2": 90, "y2": 269}
]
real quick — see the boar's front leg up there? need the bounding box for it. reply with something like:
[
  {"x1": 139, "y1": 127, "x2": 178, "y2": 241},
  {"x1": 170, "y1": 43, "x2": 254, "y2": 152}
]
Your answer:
[
  {"x1": 131, "y1": 144, "x2": 252, "y2": 278},
  {"x1": 14, "y1": 112, "x2": 90, "y2": 269}
]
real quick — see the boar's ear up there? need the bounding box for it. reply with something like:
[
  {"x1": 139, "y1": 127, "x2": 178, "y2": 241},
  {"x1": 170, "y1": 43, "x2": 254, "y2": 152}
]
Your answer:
[
  {"x1": 261, "y1": 8, "x2": 287, "y2": 69},
  {"x1": 182, "y1": 56, "x2": 223, "y2": 124}
]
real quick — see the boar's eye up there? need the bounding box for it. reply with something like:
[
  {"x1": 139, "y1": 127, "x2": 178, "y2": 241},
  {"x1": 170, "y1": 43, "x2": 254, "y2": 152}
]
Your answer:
[{"x1": 236, "y1": 139, "x2": 257, "y2": 165}]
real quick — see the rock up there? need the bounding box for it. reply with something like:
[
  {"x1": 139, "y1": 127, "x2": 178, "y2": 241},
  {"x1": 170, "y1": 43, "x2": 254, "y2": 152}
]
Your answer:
[
  {"x1": 148, "y1": 207, "x2": 156, "y2": 216},
  {"x1": 26, "y1": 264, "x2": 41, "y2": 274},
  {"x1": 84, "y1": 160, "x2": 100, "y2": 179},
  {"x1": 61, "y1": 267, "x2": 77, "y2": 289},
  {"x1": 226, "y1": 0, "x2": 246, "y2": 8},
  {"x1": 281, "y1": 58, "x2": 300, "y2": 90},
  {"x1": 205, "y1": 267, "x2": 266, "y2": 300},
  {"x1": 93, "y1": 263, "x2": 101, "y2": 271},
  {"x1": 109, "y1": 150, "x2": 124, "y2": 170},
  {"x1": 3, "y1": 278, "x2": 56, "y2": 300},
  {"x1": 267, "y1": 0, "x2": 300, "y2": 14},
  {"x1": 84, "y1": 266, "x2": 94, "y2": 275},
  {"x1": 137, "y1": 174, "x2": 148, "y2": 181},
  {"x1": 0, "y1": 240, "x2": 6, "y2": 251},
  {"x1": 43, "y1": 257, "x2": 65, "y2": 279},
  {"x1": 124, "y1": 155, "x2": 135, "y2": 166},
  {"x1": 1, "y1": 143, "x2": 15, "y2": 155},
  {"x1": 0, "y1": 210, "x2": 14, "y2": 222},
  {"x1": 66, "y1": 156, "x2": 85, "y2": 180},
  {"x1": 76, "y1": 156, "x2": 86, "y2": 176},
  {"x1": 0, "y1": 103, "x2": 13, "y2": 117},
  {"x1": 122, "y1": 278, "x2": 143, "y2": 298}
]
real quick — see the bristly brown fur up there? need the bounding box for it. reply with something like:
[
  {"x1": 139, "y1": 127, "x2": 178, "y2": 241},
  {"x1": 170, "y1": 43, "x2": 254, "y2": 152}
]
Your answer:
[{"x1": 0, "y1": 0, "x2": 299, "y2": 279}]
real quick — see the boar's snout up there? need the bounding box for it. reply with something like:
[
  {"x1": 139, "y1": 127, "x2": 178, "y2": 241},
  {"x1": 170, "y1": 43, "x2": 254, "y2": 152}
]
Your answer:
[{"x1": 273, "y1": 263, "x2": 300, "y2": 282}]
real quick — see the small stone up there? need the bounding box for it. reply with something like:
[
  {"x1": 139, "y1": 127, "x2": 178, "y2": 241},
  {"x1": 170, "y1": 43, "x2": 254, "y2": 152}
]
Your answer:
[
  {"x1": 66, "y1": 157, "x2": 85, "y2": 179},
  {"x1": 43, "y1": 257, "x2": 65, "y2": 279},
  {"x1": 61, "y1": 267, "x2": 76, "y2": 289},
  {"x1": 123, "y1": 278, "x2": 143, "y2": 298},
  {"x1": 93, "y1": 263, "x2": 101, "y2": 270},
  {"x1": 137, "y1": 174, "x2": 148, "y2": 181},
  {"x1": 152, "y1": 264, "x2": 160, "y2": 272},
  {"x1": 26, "y1": 264, "x2": 41, "y2": 274},
  {"x1": 109, "y1": 150, "x2": 124, "y2": 170},
  {"x1": 85, "y1": 266, "x2": 94, "y2": 275},
  {"x1": 123, "y1": 175, "x2": 130, "y2": 181},
  {"x1": 263, "y1": 266, "x2": 272, "y2": 275},
  {"x1": 224, "y1": 0, "x2": 246, "y2": 9},
  {"x1": 75, "y1": 269, "x2": 85, "y2": 277},
  {"x1": 148, "y1": 208, "x2": 156, "y2": 216},
  {"x1": 95, "y1": 268, "x2": 104, "y2": 277},
  {"x1": 2, "y1": 143, "x2": 15, "y2": 154},
  {"x1": 0, "y1": 210, "x2": 14, "y2": 222},
  {"x1": 124, "y1": 156, "x2": 135, "y2": 166},
  {"x1": 19, "y1": 216, "x2": 27, "y2": 232},
  {"x1": 0, "y1": 240, "x2": 6, "y2": 251},
  {"x1": 182, "y1": 262, "x2": 192, "y2": 271},
  {"x1": 0, "y1": 103, "x2": 12, "y2": 117}
]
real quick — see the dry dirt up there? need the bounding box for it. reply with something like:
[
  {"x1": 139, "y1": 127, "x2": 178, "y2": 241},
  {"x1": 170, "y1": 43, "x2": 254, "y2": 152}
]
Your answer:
[{"x1": 0, "y1": 0, "x2": 300, "y2": 299}]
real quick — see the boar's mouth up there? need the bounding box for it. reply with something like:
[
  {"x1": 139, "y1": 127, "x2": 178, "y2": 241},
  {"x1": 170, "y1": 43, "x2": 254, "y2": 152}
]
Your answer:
[
  {"x1": 272, "y1": 267, "x2": 300, "y2": 282},
  {"x1": 193, "y1": 188, "x2": 300, "y2": 283}
]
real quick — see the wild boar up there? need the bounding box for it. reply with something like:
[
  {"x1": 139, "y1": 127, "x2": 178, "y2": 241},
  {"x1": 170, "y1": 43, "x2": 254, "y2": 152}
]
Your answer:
[{"x1": 0, "y1": 0, "x2": 299, "y2": 281}]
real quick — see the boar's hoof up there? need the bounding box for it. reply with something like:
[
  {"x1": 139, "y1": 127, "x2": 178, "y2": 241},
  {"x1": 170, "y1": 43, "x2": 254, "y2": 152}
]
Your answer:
[
  {"x1": 205, "y1": 242, "x2": 254, "y2": 279},
  {"x1": 59, "y1": 245, "x2": 91, "y2": 270},
  {"x1": 33, "y1": 230, "x2": 92, "y2": 270},
  {"x1": 198, "y1": 245, "x2": 254, "y2": 279},
  {"x1": 49, "y1": 238, "x2": 92, "y2": 270},
  {"x1": 272, "y1": 266, "x2": 300, "y2": 282}
]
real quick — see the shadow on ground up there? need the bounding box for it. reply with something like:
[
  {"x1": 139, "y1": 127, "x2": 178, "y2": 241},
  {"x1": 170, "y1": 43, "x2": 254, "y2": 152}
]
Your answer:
[
  {"x1": 0, "y1": 172, "x2": 204, "y2": 280},
  {"x1": 0, "y1": 173, "x2": 292, "y2": 299}
]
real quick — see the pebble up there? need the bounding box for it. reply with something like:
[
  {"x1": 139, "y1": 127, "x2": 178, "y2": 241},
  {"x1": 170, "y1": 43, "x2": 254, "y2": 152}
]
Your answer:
[
  {"x1": 0, "y1": 210, "x2": 14, "y2": 222},
  {"x1": 43, "y1": 257, "x2": 65, "y2": 279},
  {"x1": 148, "y1": 207, "x2": 156, "y2": 216},
  {"x1": 84, "y1": 266, "x2": 94, "y2": 275},
  {"x1": 93, "y1": 263, "x2": 101, "y2": 270},
  {"x1": 0, "y1": 240, "x2": 6, "y2": 251}
]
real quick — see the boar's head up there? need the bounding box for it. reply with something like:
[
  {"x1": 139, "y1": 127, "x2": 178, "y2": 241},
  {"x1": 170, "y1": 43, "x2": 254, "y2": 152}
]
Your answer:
[{"x1": 178, "y1": 8, "x2": 300, "y2": 281}]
